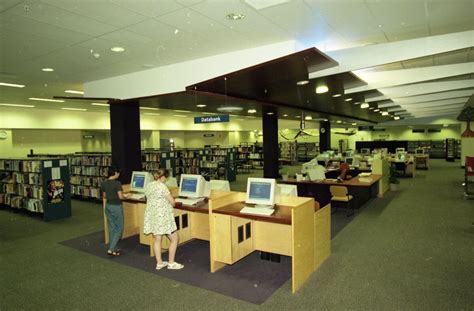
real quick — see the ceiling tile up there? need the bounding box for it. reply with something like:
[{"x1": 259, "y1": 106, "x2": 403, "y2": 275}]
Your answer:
[
  {"x1": 42, "y1": 0, "x2": 149, "y2": 28},
  {"x1": 111, "y1": 0, "x2": 183, "y2": 17},
  {"x1": 0, "y1": 12, "x2": 92, "y2": 45},
  {"x1": 8, "y1": 0, "x2": 118, "y2": 36}
]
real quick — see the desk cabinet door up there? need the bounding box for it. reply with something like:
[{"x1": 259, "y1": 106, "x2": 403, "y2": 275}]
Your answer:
[{"x1": 213, "y1": 214, "x2": 233, "y2": 264}]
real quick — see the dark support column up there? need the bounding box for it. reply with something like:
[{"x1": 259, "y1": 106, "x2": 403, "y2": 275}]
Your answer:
[
  {"x1": 262, "y1": 111, "x2": 279, "y2": 179},
  {"x1": 319, "y1": 120, "x2": 331, "y2": 152},
  {"x1": 110, "y1": 101, "x2": 142, "y2": 184}
]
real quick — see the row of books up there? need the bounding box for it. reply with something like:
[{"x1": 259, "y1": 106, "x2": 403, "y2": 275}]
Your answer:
[
  {"x1": 142, "y1": 153, "x2": 162, "y2": 162},
  {"x1": 70, "y1": 175, "x2": 105, "y2": 187},
  {"x1": 177, "y1": 158, "x2": 200, "y2": 166},
  {"x1": 71, "y1": 185, "x2": 102, "y2": 199},
  {"x1": 175, "y1": 167, "x2": 200, "y2": 175},
  {"x1": 70, "y1": 156, "x2": 111, "y2": 167},
  {"x1": 0, "y1": 193, "x2": 43, "y2": 212},
  {"x1": 3, "y1": 172, "x2": 42, "y2": 185},
  {"x1": 71, "y1": 166, "x2": 108, "y2": 177},
  {"x1": 176, "y1": 150, "x2": 200, "y2": 158},
  {"x1": 0, "y1": 160, "x2": 42, "y2": 173},
  {"x1": 1, "y1": 183, "x2": 42, "y2": 199}
]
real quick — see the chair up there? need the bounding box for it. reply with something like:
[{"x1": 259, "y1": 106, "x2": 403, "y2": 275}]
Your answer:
[
  {"x1": 464, "y1": 156, "x2": 474, "y2": 199},
  {"x1": 330, "y1": 185, "x2": 354, "y2": 216}
]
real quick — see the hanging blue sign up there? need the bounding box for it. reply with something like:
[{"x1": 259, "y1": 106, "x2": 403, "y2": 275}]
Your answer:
[{"x1": 194, "y1": 115, "x2": 230, "y2": 124}]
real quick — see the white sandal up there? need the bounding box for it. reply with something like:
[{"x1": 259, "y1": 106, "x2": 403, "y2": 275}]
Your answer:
[
  {"x1": 156, "y1": 261, "x2": 168, "y2": 270},
  {"x1": 167, "y1": 262, "x2": 184, "y2": 270}
]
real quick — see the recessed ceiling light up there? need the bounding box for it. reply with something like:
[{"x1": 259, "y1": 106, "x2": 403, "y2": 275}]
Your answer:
[
  {"x1": 283, "y1": 114, "x2": 288, "y2": 117},
  {"x1": 266, "y1": 112, "x2": 274, "y2": 115},
  {"x1": 0, "y1": 82, "x2": 25, "y2": 88},
  {"x1": 140, "y1": 107, "x2": 159, "y2": 110},
  {"x1": 41, "y1": 68, "x2": 54, "y2": 72},
  {"x1": 344, "y1": 98, "x2": 352, "y2": 102},
  {"x1": 296, "y1": 80, "x2": 309, "y2": 86},
  {"x1": 226, "y1": 13, "x2": 245, "y2": 20},
  {"x1": 0, "y1": 103, "x2": 34, "y2": 108},
  {"x1": 91, "y1": 103, "x2": 109, "y2": 106},
  {"x1": 443, "y1": 124, "x2": 449, "y2": 127},
  {"x1": 352, "y1": 122, "x2": 357, "y2": 126},
  {"x1": 332, "y1": 93, "x2": 342, "y2": 98},
  {"x1": 295, "y1": 115, "x2": 300, "y2": 118},
  {"x1": 374, "y1": 108, "x2": 380, "y2": 112},
  {"x1": 394, "y1": 116, "x2": 400, "y2": 120},
  {"x1": 111, "y1": 46, "x2": 125, "y2": 52},
  {"x1": 360, "y1": 103, "x2": 369, "y2": 109},
  {"x1": 196, "y1": 104, "x2": 206, "y2": 108},
  {"x1": 61, "y1": 108, "x2": 87, "y2": 111},
  {"x1": 382, "y1": 111, "x2": 389, "y2": 116},
  {"x1": 173, "y1": 114, "x2": 187, "y2": 118},
  {"x1": 353, "y1": 102, "x2": 361, "y2": 105},
  {"x1": 173, "y1": 110, "x2": 191, "y2": 113},
  {"x1": 323, "y1": 119, "x2": 328, "y2": 122},
  {"x1": 29, "y1": 97, "x2": 64, "y2": 103},
  {"x1": 174, "y1": 29, "x2": 179, "y2": 34},
  {"x1": 305, "y1": 116, "x2": 312, "y2": 120},
  {"x1": 248, "y1": 109, "x2": 257, "y2": 114},
  {"x1": 217, "y1": 106, "x2": 243, "y2": 112},
  {"x1": 315, "y1": 85, "x2": 329, "y2": 94},
  {"x1": 336, "y1": 120, "x2": 342, "y2": 123},
  {"x1": 368, "y1": 107, "x2": 374, "y2": 110},
  {"x1": 144, "y1": 113, "x2": 160, "y2": 116},
  {"x1": 65, "y1": 90, "x2": 84, "y2": 95}
]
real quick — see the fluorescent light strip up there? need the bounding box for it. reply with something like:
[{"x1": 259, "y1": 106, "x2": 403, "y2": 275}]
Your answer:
[
  {"x1": 0, "y1": 82, "x2": 25, "y2": 88},
  {"x1": 173, "y1": 115, "x2": 187, "y2": 118},
  {"x1": 91, "y1": 103, "x2": 109, "y2": 106},
  {"x1": 173, "y1": 110, "x2": 191, "y2": 113},
  {"x1": 29, "y1": 97, "x2": 64, "y2": 103},
  {"x1": 65, "y1": 90, "x2": 84, "y2": 95},
  {"x1": 0, "y1": 103, "x2": 35, "y2": 108},
  {"x1": 61, "y1": 108, "x2": 87, "y2": 111},
  {"x1": 144, "y1": 113, "x2": 160, "y2": 116},
  {"x1": 201, "y1": 112, "x2": 215, "y2": 115},
  {"x1": 140, "y1": 107, "x2": 159, "y2": 110}
]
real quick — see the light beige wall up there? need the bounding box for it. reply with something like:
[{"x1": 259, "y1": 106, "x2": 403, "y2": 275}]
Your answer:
[
  {"x1": 184, "y1": 131, "x2": 230, "y2": 148},
  {"x1": 0, "y1": 129, "x2": 13, "y2": 158},
  {"x1": 10, "y1": 129, "x2": 83, "y2": 157},
  {"x1": 160, "y1": 131, "x2": 185, "y2": 149},
  {"x1": 81, "y1": 130, "x2": 111, "y2": 152},
  {"x1": 376, "y1": 125, "x2": 461, "y2": 141}
]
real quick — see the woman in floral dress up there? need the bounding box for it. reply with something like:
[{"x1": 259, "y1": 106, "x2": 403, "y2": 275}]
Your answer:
[{"x1": 143, "y1": 169, "x2": 183, "y2": 270}]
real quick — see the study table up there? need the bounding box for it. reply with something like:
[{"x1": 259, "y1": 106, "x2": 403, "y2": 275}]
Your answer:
[
  {"x1": 281, "y1": 175, "x2": 384, "y2": 209},
  {"x1": 209, "y1": 192, "x2": 331, "y2": 293}
]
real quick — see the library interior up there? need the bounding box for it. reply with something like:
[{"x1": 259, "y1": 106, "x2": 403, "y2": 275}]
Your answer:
[{"x1": 1, "y1": 1, "x2": 473, "y2": 309}]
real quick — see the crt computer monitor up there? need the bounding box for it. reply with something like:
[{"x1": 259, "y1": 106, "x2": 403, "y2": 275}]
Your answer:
[
  {"x1": 179, "y1": 174, "x2": 206, "y2": 198},
  {"x1": 360, "y1": 148, "x2": 370, "y2": 155},
  {"x1": 396, "y1": 147, "x2": 406, "y2": 153},
  {"x1": 308, "y1": 166, "x2": 326, "y2": 181},
  {"x1": 415, "y1": 148, "x2": 424, "y2": 155},
  {"x1": 246, "y1": 177, "x2": 276, "y2": 207},
  {"x1": 130, "y1": 171, "x2": 153, "y2": 193},
  {"x1": 345, "y1": 157, "x2": 354, "y2": 165},
  {"x1": 276, "y1": 184, "x2": 298, "y2": 197},
  {"x1": 209, "y1": 180, "x2": 231, "y2": 192}
]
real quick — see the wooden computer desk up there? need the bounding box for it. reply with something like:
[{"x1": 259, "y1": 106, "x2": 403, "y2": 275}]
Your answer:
[
  {"x1": 281, "y1": 175, "x2": 384, "y2": 209},
  {"x1": 135, "y1": 190, "x2": 233, "y2": 256},
  {"x1": 209, "y1": 192, "x2": 331, "y2": 293}
]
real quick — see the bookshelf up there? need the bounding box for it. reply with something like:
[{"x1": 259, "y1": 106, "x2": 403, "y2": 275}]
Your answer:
[
  {"x1": 70, "y1": 153, "x2": 111, "y2": 200},
  {"x1": 236, "y1": 143, "x2": 252, "y2": 173},
  {"x1": 249, "y1": 143, "x2": 264, "y2": 169},
  {"x1": 446, "y1": 139, "x2": 456, "y2": 162},
  {"x1": 199, "y1": 147, "x2": 236, "y2": 181},
  {"x1": 0, "y1": 158, "x2": 71, "y2": 220},
  {"x1": 142, "y1": 150, "x2": 177, "y2": 177},
  {"x1": 279, "y1": 141, "x2": 297, "y2": 164},
  {"x1": 296, "y1": 142, "x2": 319, "y2": 162},
  {"x1": 175, "y1": 149, "x2": 200, "y2": 181}
]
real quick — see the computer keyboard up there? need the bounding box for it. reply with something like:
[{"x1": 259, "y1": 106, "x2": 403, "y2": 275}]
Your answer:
[
  {"x1": 240, "y1": 206, "x2": 275, "y2": 216},
  {"x1": 128, "y1": 193, "x2": 145, "y2": 200},
  {"x1": 175, "y1": 197, "x2": 204, "y2": 206}
]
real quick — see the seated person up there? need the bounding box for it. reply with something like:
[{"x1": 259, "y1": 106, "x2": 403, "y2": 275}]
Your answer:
[{"x1": 337, "y1": 161, "x2": 353, "y2": 182}]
